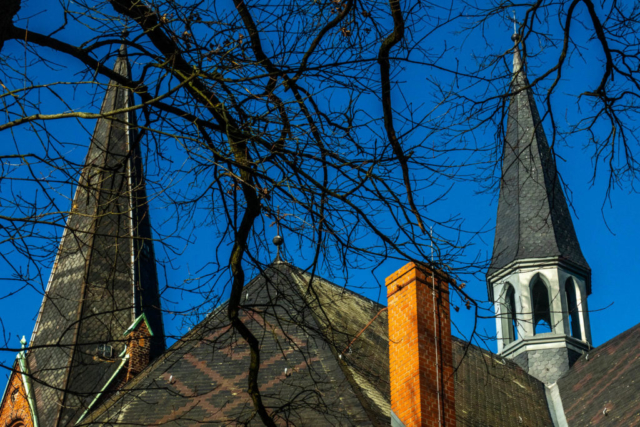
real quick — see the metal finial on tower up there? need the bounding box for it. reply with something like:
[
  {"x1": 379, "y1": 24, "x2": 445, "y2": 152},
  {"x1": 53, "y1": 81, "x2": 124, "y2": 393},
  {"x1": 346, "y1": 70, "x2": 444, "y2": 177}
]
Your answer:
[
  {"x1": 510, "y1": 11, "x2": 520, "y2": 42},
  {"x1": 273, "y1": 234, "x2": 284, "y2": 261},
  {"x1": 271, "y1": 207, "x2": 286, "y2": 263}
]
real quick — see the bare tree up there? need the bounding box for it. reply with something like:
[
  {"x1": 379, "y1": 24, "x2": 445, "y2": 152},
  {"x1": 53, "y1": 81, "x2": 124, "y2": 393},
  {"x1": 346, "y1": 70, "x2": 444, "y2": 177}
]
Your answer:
[{"x1": 1, "y1": 0, "x2": 639, "y2": 424}]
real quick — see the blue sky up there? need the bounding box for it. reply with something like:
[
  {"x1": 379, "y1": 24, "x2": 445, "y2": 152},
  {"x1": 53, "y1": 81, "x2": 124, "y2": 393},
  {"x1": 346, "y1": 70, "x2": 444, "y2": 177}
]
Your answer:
[{"x1": 1, "y1": 0, "x2": 639, "y2": 371}]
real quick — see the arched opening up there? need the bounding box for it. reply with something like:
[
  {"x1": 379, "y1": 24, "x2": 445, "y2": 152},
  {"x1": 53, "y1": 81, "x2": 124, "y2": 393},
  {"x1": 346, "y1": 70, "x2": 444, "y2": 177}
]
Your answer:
[
  {"x1": 565, "y1": 278, "x2": 582, "y2": 340},
  {"x1": 503, "y1": 284, "x2": 518, "y2": 344},
  {"x1": 531, "y1": 277, "x2": 553, "y2": 334}
]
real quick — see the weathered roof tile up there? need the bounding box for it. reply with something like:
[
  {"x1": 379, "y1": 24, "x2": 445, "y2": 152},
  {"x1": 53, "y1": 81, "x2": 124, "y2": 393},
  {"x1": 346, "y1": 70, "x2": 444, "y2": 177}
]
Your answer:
[{"x1": 558, "y1": 323, "x2": 640, "y2": 426}]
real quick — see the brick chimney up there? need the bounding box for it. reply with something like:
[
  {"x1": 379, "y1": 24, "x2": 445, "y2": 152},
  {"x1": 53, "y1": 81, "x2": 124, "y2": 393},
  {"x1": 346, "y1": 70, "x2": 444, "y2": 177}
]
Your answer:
[
  {"x1": 124, "y1": 314, "x2": 154, "y2": 382},
  {"x1": 386, "y1": 262, "x2": 456, "y2": 427}
]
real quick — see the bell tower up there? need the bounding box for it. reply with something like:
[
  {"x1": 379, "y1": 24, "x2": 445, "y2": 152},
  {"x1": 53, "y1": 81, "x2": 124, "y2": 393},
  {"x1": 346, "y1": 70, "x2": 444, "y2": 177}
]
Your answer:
[{"x1": 487, "y1": 34, "x2": 592, "y2": 384}]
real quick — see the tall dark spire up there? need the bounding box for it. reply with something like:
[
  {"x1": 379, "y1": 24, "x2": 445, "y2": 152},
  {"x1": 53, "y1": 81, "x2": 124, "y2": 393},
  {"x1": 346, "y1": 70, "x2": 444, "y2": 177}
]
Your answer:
[
  {"x1": 26, "y1": 47, "x2": 165, "y2": 426},
  {"x1": 488, "y1": 37, "x2": 590, "y2": 300}
]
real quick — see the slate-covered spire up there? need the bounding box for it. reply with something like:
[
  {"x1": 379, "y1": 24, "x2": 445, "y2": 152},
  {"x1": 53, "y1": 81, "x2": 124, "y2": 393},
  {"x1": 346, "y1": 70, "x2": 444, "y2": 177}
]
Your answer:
[
  {"x1": 26, "y1": 46, "x2": 165, "y2": 426},
  {"x1": 488, "y1": 36, "x2": 590, "y2": 300}
]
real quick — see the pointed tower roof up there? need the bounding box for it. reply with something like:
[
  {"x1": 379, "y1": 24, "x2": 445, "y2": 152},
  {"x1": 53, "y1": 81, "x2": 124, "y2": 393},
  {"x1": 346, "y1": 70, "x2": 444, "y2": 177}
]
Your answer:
[
  {"x1": 488, "y1": 36, "x2": 590, "y2": 300},
  {"x1": 26, "y1": 47, "x2": 165, "y2": 426}
]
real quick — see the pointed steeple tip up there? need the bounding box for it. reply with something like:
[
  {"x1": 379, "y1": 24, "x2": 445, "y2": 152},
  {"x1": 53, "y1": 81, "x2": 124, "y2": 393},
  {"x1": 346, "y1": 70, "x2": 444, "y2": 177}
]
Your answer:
[
  {"x1": 113, "y1": 43, "x2": 132, "y2": 80},
  {"x1": 489, "y1": 11, "x2": 590, "y2": 296},
  {"x1": 118, "y1": 43, "x2": 128, "y2": 58}
]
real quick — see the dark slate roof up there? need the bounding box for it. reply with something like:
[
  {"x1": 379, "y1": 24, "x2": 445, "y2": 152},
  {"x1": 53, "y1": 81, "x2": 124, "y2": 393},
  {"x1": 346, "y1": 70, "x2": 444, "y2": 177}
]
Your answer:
[
  {"x1": 27, "y1": 47, "x2": 165, "y2": 427},
  {"x1": 81, "y1": 263, "x2": 552, "y2": 426},
  {"x1": 558, "y1": 323, "x2": 640, "y2": 426},
  {"x1": 488, "y1": 42, "x2": 590, "y2": 298},
  {"x1": 453, "y1": 338, "x2": 552, "y2": 427}
]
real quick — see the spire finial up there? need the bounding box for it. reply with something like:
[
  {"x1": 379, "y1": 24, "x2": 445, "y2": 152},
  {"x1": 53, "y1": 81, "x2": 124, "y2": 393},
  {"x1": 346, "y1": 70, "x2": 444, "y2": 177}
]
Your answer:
[
  {"x1": 510, "y1": 10, "x2": 520, "y2": 43},
  {"x1": 18, "y1": 335, "x2": 27, "y2": 358},
  {"x1": 271, "y1": 207, "x2": 285, "y2": 263},
  {"x1": 273, "y1": 234, "x2": 284, "y2": 261},
  {"x1": 510, "y1": 10, "x2": 523, "y2": 78}
]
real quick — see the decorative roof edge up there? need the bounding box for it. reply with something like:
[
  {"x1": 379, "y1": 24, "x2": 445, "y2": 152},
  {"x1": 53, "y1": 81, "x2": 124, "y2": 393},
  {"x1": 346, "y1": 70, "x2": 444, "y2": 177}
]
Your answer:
[
  {"x1": 123, "y1": 312, "x2": 154, "y2": 337},
  {"x1": 75, "y1": 349, "x2": 129, "y2": 425},
  {"x1": 500, "y1": 334, "x2": 591, "y2": 359},
  {"x1": 16, "y1": 336, "x2": 40, "y2": 427},
  {"x1": 545, "y1": 382, "x2": 568, "y2": 427},
  {"x1": 390, "y1": 410, "x2": 406, "y2": 427}
]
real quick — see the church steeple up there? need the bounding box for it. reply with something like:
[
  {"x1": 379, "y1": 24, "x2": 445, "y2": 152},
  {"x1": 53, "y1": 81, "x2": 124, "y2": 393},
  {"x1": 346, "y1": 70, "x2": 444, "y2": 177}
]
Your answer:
[
  {"x1": 489, "y1": 37, "x2": 590, "y2": 293},
  {"x1": 487, "y1": 35, "x2": 592, "y2": 384},
  {"x1": 25, "y1": 46, "x2": 165, "y2": 426}
]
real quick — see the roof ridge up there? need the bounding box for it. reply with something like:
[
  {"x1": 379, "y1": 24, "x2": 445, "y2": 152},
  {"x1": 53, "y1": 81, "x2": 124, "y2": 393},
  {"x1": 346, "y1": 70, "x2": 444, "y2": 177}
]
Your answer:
[
  {"x1": 286, "y1": 267, "x2": 389, "y2": 426},
  {"x1": 522, "y1": 86, "x2": 562, "y2": 256},
  {"x1": 81, "y1": 263, "x2": 303, "y2": 422},
  {"x1": 289, "y1": 266, "x2": 385, "y2": 308}
]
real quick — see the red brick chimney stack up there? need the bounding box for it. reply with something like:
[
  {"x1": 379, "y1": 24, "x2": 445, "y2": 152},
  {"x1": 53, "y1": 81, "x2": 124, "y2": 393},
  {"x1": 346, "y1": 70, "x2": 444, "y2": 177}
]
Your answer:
[{"x1": 386, "y1": 262, "x2": 456, "y2": 427}]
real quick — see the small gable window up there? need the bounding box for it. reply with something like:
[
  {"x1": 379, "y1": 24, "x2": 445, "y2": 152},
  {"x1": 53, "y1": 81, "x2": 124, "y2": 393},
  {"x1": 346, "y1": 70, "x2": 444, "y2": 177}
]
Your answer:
[
  {"x1": 532, "y1": 277, "x2": 553, "y2": 334},
  {"x1": 565, "y1": 278, "x2": 582, "y2": 340},
  {"x1": 97, "y1": 344, "x2": 113, "y2": 359}
]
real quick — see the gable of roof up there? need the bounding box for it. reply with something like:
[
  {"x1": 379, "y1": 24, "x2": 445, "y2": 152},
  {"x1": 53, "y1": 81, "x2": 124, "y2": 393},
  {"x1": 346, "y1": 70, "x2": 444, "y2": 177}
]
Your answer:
[
  {"x1": 558, "y1": 323, "x2": 640, "y2": 426},
  {"x1": 82, "y1": 264, "x2": 376, "y2": 425},
  {"x1": 82, "y1": 263, "x2": 552, "y2": 426}
]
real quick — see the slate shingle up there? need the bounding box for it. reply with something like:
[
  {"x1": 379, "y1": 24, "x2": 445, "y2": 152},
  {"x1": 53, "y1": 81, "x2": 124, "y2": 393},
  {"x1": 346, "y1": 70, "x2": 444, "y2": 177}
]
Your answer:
[{"x1": 558, "y1": 323, "x2": 640, "y2": 426}]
